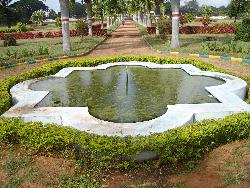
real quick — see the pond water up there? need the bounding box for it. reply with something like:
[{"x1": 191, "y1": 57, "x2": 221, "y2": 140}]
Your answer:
[{"x1": 30, "y1": 66, "x2": 225, "y2": 123}]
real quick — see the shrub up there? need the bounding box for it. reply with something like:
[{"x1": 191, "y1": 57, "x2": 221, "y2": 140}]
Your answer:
[
  {"x1": 55, "y1": 17, "x2": 62, "y2": 28},
  {"x1": 201, "y1": 41, "x2": 250, "y2": 54},
  {"x1": 75, "y1": 19, "x2": 88, "y2": 37},
  {"x1": 180, "y1": 13, "x2": 195, "y2": 25},
  {"x1": 31, "y1": 11, "x2": 46, "y2": 25},
  {"x1": 16, "y1": 22, "x2": 28, "y2": 33},
  {"x1": 235, "y1": 18, "x2": 250, "y2": 42},
  {"x1": 201, "y1": 16, "x2": 212, "y2": 26},
  {"x1": 180, "y1": 25, "x2": 236, "y2": 34},
  {"x1": 157, "y1": 16, "x2": 171, "y2": 36},
  {"x1": 2, "y1": 36, "x2": 17, "y2": 47},
  {"x1": 0, "y1": 56, "x2": 249, "y2": 169}
]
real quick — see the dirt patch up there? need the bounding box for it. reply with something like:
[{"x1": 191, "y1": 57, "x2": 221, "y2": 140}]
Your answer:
[
  {"x1": 102, "y1": 140, "x2": 250, "y2": 188},
  {"x1": 0, "y1": 145, "x2": 75, "y2": 188}
]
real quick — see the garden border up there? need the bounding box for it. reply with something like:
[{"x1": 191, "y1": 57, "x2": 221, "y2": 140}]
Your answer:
[
  {"x1": 0, "y1": 56, "x2": 249, "y2": 168},
  {"x1": 3, "y1": 61, "x2": 250, "y2": 137},
  {"x1": 142, "y1": 34, "x2": 250, "y2": 64},
  {"x1": 0, "y1": 35, "x2": 110, "y2": 70}
]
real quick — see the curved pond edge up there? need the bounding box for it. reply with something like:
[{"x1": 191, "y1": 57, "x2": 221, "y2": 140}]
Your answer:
[{"x1": 3, "y1": 61, "x2": 250, "y2": 137}]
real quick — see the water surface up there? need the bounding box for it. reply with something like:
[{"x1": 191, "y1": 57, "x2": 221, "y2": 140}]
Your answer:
[{"x1": 30, "y1": 66, "x2": 225, "y2": 123}]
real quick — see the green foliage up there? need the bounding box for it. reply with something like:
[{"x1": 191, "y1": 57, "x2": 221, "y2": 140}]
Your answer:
[
  {"x1": 31, "y1": 10, "x2": 46, "y2": 25},
  {"x1": 200, "y1": 5, "x2": 213, "y2": 17},
  {"x1": 60, "y1": 175, "x2": 100, "y2": 188},
  {"x1": 0, "y1": 46, "x2": 49, "y2": 62},
  {"x1": 202, "y1": 41, "x2": 250, "y2": 54},
  {"x1": 157, "y1": 16, "x2": 171, "y2": 36},
  {"x1": 235, "y1": 17, "x2": 250, "y2": 42},
  {"x1": 228, "y1": 0, "x2": 249, "y2": 21},
  {"x1": 55, "y1": 17, "x2": 62, "y2": 28},
  {"x1": 75, "y1": 19, "x2": 87, "y2": 36},
  {"x1": 0, "y1": 26, "x2": 33, "y2": 34},
  {"x1": 2, "y1": 36, "x2": 17, "y2": 47},
  {"x1": 0, "y1": 56, "x2": 249, "y2": 169},
  {"x1": 200, "y1": 5, "x2": 213, "y2": 26},
  {"x1": 16, "y1": 22, "x2": 27, "y2": 32},
  {"x1": 180, "y1": 13, "x2": 195, "y2": 25}
]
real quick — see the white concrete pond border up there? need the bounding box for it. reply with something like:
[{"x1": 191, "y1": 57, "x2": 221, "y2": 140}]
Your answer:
[{"x1": 3, "y1": 61, "x2": 250, "y2": 137}]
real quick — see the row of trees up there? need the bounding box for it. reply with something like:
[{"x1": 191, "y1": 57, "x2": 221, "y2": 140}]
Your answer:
[{"x1": 0, "y1": 0, "x2": 87, "y2": 27}]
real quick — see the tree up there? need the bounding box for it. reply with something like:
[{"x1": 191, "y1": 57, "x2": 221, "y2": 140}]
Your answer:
[
  {"x1": 93, "y1": 0, "x2": 105, "y2": 27},
  {"x1": 11, "y1": 0, "x2": 48, "y2": 23},
  {"x1": 180, "y1": 0, "x2": 199, "y2": 15},
  {"x1": 155, "y1": 0, "x2": 161, "y2": 35},
  {"x1": 48, "y1": 9, "x2": 58, "y2": 19},
  {"x1": 164, "y1": 1, "x2": 171, "y2": 17},
  {"x1": 228, "y1": 0, "x2": 249, "y2": 22},
  {"x1": 171, "y1": 0, "x2": 180, "y2": 49},
  {"x1": 31, "y1": 10, "x2": 46, "y2": 25},
  {"x1": 70, "y1": 2, "x2": 86, "y2": 18},
  {"x1": 200, "y1": 5, "x2": 212, "y2": 26},
  {"x1": 85, "y1": 0, "x2": 93, "y2": 36},
  {"x1": 59, "y1": 0, "x2": 71, "y2": 52},
  {"x1": 0, "y1": 0, "x2": 16, "y2": 27}
]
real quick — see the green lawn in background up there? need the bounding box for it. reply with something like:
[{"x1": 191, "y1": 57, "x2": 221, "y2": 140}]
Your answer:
[{"x1": 0, "y1": 36, "x2": 105, "y2": 66}]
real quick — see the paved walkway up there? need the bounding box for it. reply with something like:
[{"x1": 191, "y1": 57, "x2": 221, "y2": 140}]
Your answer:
[{"x1": 0, "y1": 20, "x2": 249, "y2": 80}]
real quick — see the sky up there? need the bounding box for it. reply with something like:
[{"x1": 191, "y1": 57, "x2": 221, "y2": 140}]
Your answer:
[{"x1": 12, "y1": 0, "x2": 231, "y2": 12}]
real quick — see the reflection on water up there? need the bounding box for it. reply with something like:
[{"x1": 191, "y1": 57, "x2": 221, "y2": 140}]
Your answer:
[{"x1": 30, "y1": 66, "x2": 225, "y2": 123}]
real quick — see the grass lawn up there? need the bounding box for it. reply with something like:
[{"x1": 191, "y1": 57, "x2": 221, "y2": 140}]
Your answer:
[
  {"x1": 0, "y1": 36, "x2": 105, "y2": 66},
  {"x1": 137, "y1": 23, "x2": 250, "y2": 59}
]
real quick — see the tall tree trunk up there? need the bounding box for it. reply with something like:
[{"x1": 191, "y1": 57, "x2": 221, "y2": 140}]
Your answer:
[
  {"x1": 59, "y1": 0, "x2": 71, "y2": 52},
  {"x1": 155, "y1": 0, "x2": 161, "y2": 35},
  {"x1": 171, "y1": 0, "x2": 180, "y2": 49},
  {"x1": 86, "y1": 0, "x2": 93, "y2": 36}
]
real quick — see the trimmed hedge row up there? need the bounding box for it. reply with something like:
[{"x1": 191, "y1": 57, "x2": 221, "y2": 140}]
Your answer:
[{"x1": 0, "y1": 56, "x2": 249, "y2": 168}]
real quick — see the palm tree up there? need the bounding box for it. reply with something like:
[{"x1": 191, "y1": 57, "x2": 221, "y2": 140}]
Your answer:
[
  {"x1": 155, "y1": 0, "x2": 161, "y2": 35},
  {"x1": 59, "y1": 0, "x2": 71, "y2": 52},
  {"x1": 171, "y1": 0, "x2": 180, "y2": 49},
  {"x1": 85, "y1": 0, "x2": 93, "y2": 36}
]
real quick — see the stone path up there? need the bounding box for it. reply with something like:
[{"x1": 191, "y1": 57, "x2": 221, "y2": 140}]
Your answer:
[{"x1": 0, "y1": 20, "x2": 249, "y2": 80}]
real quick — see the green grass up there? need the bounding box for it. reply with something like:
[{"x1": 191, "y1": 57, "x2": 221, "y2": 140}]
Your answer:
[
  {"x1": 137, "y1": 23, "x2": 250, "y2": 59},
  {"x1": 0, "y1": 36, "x2": 105, "y2": 66}
]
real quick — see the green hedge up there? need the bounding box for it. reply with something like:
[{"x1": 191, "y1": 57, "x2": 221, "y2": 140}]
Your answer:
[
  {"x1": 0, "y1": 26, "x2": 34, "y2": 34},
  {"x1": 0, "y1": 56, "x2": 249, "y2": 168}
]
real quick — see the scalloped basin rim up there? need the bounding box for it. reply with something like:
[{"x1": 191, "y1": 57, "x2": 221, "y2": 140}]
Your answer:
[{"x1": 3, "y1": 61, "x2": 250, "y2": 137}]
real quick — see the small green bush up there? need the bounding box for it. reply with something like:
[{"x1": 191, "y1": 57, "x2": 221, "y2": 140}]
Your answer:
[
  {"x1": 202, "y1": 41, "x2": 250, "y2": 54},
  {"x1": 0, "y1": 56, "x2": 249, "y2": 169},
  {"x1": 235, "y1": 18, "x2": 250, "y2": 42},
  {"x1": 55, "y1": 17, "x2": 62, "y2": 28},
  {"x1": 158, "y1": 17, "x2": 171, "y2": 35},
  {"x1": 16, "y1": 22, "x2": 28, "y2": 33},
  {"x1": 3, "y1": 36, "x2": 17, "y2": 47},
  {"x1": 180, "y1": 13, "x2": 195, "y2": 25},
  {"x1": 0, "y1": 26, "x2": 33, "y2": 34},
  {"x1": 75, "y1": 19, "x2": 87, "y2": 36}
]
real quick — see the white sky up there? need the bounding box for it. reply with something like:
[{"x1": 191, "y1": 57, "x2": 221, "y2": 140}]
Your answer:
[{"x1": 12, "y1": 0, "x2": 231, "y2": 12}]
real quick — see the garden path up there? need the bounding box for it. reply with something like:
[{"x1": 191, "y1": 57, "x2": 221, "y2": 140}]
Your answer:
[{"x1": 0, "y1": 20, "x2": 249, "y2": 80}]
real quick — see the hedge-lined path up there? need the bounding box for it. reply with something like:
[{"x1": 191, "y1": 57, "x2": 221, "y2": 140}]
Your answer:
[
  {"x1": 0, "y1": 20, "x2": 249, "y2": 81},
  {"x1": 85, "y1": 20, "x2": 158, "y2": 57}
]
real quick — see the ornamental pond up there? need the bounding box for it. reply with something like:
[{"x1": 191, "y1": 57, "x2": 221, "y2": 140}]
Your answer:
[
  {"x1": 30, "y1": 66, "x2": 224, "y2": 123},
  {"x1": 4, "y1": 61, "x2": 249, "y2": 136}
]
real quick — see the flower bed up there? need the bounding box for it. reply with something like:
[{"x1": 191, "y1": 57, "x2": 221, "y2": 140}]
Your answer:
[
  {"x1": 180, "y1": 25, "x2": 236, "y2": 34},
  {"x1": 0, "y1": 28, "x2": 107, "y2": 40},
  {"x1": 146, "y1": 25, "x2": 236, "y2": 35}
]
